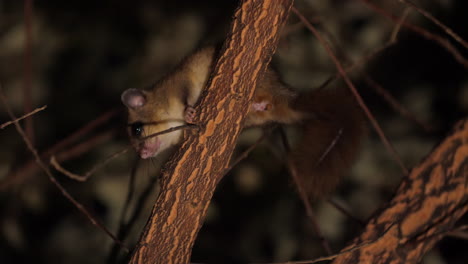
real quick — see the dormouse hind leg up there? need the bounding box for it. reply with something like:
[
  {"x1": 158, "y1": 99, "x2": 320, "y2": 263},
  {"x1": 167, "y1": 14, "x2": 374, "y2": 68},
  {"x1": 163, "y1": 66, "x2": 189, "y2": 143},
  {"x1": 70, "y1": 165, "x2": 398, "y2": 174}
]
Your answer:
[{"x1": 251, "y1": 100, "x2": 272, "y2": 112}]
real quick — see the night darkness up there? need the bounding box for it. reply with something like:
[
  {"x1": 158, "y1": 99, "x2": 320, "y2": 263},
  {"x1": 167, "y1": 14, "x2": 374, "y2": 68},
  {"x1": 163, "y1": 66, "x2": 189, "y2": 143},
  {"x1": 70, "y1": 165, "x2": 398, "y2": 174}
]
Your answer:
[{"x1": 0, "y1": 1, "x2": 467, "y2": 263}]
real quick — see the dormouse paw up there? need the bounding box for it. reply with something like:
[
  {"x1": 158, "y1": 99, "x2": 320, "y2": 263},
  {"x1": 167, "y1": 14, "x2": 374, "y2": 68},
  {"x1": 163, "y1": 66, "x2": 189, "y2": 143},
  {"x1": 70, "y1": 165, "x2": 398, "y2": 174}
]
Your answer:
[
  {"x1": 252, "y1": 100, "x2": 272, "y2": 112},
  {"x1": 184, "y1": 106, "x2": 196, "y2": 123}
]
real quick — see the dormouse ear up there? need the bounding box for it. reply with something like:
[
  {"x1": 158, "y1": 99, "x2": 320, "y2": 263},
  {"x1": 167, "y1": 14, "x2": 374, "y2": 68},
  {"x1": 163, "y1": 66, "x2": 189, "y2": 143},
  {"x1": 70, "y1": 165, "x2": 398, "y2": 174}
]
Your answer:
[{"x1": 121, "y1": 88, "x2": 146, "y2": 109}]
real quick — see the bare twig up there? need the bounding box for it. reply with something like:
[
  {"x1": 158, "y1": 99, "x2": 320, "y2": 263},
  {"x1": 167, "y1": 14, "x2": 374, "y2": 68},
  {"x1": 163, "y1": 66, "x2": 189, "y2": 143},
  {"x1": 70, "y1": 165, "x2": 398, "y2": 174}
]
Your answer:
[
  {"x1": 50, "y1": 109, "x2": 120, "y2": 153},
  {"x1": 119, "y1": 158, "x2": 140, "y2": 229},
  {"x1": 224, "y1": 126, "x2": 276, "y2": 173},
  {"x1": 389, "y1": 7, "x2": 411, "y2": 43},
  {"x1": 315, "y1": 41, "x2": 396, "y2": 91},
  {"x1": 50, "y1": 148, "x2": 129, "y2": 182},
  {"x1": 363, "y1": 74, "x2": 433, "y2": 132},
  {"x1": 281, "y1": 21, "x2": 305, "y2": 37},
  {"x1": 447, "y1": 231, "x2": 468, "y2": 240},
  {"x1": 279, "y1": 127, "x2": 333, "y2": 255},
  {"x1": 50, "y1": 124, "x2": 195, "y2": 181},
  {"x1": 327, "y1": 199, "x2": 365, "y2": 226},
  {"x1": 0, "y1": 127, "x2": 117, "y2": 190},
  {"x1": 52, "y1": 130, "x2": 115, "y2": 162},
  {"x1": 359, "y1": 0, "x2": 468, "y2": 69},
  {"x1": 140, "y1": 124, "x2": 196, "y2": 141},
  {"x1": 398, "y1": 0, "x2": 468, "y2": 49},
  {"x1": 292, "y1": 7, "x2": 409, "y2": 175},
  {"x1": 314, "y1": 7, "x2": 431, "y2": 132},
  {"x1": 257, "y1": 224, "x2": 394, "y2": 264},
  {"x1": 315, "y1": 6, "x2": 409, "y2": 90},
  {"x1": 0, "y1": 85, "x2": 127, "y2": 251},
  {"x1": 315, "y1": 128, "x2": 343, "y2": 167},
  {"x1": 316, "y1": 4, "x2": 407, "y2": 88},
  {"x1": 354, "y1": 7, "x2": 432, "y2": 132},
  {"x1": 1, "y1": 105, "x2": 46, "y2": 129},
  {"x1": 448, "y1": 225, "x2": 468, "y2": 240},
  {"x1": 23, "y1": 0, "x2": 34, "y2": 143},
  {"x1": 108, "y1": 158, "x2": 147, "y2": 264},
  {"x1": 289, "y1": 164, "x2": 333, "y2": 255},
  {"x1": 119, "y1": 172, "x2": 158, "y2": 246}
]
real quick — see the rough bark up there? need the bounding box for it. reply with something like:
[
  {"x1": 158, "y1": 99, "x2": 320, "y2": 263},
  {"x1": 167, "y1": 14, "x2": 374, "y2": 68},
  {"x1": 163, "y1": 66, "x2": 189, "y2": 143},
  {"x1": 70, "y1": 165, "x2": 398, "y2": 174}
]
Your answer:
[
  {"x1": 332, "y1": 118, "x2": 468, "y2": 264},
  {"x1": 128, "y1": 0, "x2": 293, "y2": 263}
]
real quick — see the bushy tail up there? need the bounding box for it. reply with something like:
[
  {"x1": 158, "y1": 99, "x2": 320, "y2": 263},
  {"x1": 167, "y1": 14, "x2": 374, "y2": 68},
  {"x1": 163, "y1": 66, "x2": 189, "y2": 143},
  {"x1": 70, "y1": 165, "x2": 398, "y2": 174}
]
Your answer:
[{"x1": 288, "y1": 87, "x2": 366, "y2": 198}]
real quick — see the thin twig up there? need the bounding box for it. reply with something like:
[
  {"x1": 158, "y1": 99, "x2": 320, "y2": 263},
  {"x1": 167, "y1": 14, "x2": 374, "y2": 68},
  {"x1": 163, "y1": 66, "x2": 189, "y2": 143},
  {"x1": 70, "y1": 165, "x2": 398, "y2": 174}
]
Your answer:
[
  {"x1": 292, "y1": 7, "x2": 409, "y2": 175},
  {"x1": 140, "y1": 124, "x2": 197, "y2": 141},
  {"x1": 390, "y1": 7, "x2": 411, "y2": 43},
  {"x1": 279, "y1": 127, "x2": 333, "y2": 255},
  {"x1": 289, "y1": 163, "x2": 333, "y2": 255},
  {"x1": 398, "y1": 0, "x2": 468, "y2": 49},
  {"x1": 107, "y1": 157, "x2": 140, "y2": 264},
  {"x1": 454, "y1": 224, "x2": 468, "y2": 231},
  {"x1": 359, "y1": 0, "x2": 468, "y2": 69},
  {"x1": 363, "y1": 7, "x2": 433, "y2": 132},
  {"x1": 119, "y1": 158, "x2": 140, "y2": 228},
  {"x1": 224, "y1": 126, "x2": 276, "y2": 174},
  {"x1": 316, "y1": 8, "x2": 410, "y2": 89},
  {"x1": 363, "y1": 74, "x2": 433, "y2": 132},
  {"x1": 0, "y1": 85, "x2": 128, "y2": 251},
  {"x1": 327, "y1": 199, "x2": 365, "y2": 226},
  {"x1": 0, "y1": 109, "x2": 119, "y2": 189},
  {"x1": 23, "y1": 0, "x2": 34, "y2": 144},
  {"x1": 50, "y1": 148, "x2": 129, "y2": 182},
  {"x1": 314, "y1": 5, "x2": 408, "y2": 90},
  {"x1": 50, "y1": 124, "x2": 195, "y2": 181},
  {"x1": 0, "y1": 127, "x2": 117, "y2": 190},
  {"x1": 315, "y1": 41, "x2": 396, "y2": 91},
  {"x1": 447, "y1": 231, "x2": 468, "y2": 240},
  {"x1": 315, "y1": 128, "x2": 343, "y2": 167},
  {"x1": 50, "y1": 109, "x2": 120, "y2": 153},
  {"x1": 314, "y1": 4, "x2": 408, "y2": 91},
  {"x1": 256, "y1": 224, "x2": 394, "y2": 264},
  {"x1": 314, "y1": 8, "x2": 430, "y2": 132},
  {"x1": 448, "y1": 225, "x2": 468, "y2": 240},
  {"x1": 52, "y1": 130, "x2": 116, "y2": 162},
  {"x1": 280, "y1": 21, "x2": 305, "y2": 37},
  {"x1": 1, "y1": 105, "x2": 46, "y2": 129},
  {"x1": 108, "y1": 169, "x2": 160, "y2": 263}
]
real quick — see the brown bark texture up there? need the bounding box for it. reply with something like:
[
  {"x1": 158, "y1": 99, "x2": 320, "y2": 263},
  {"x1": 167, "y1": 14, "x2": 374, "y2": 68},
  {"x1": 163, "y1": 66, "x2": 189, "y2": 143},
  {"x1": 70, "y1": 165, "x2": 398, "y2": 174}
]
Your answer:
[
  {"x1": 333, "y1": 118, "x2": 468, "y2": 264},
  {"x1": 128, "y1": 0, "x2": 293, "y2": 263}
]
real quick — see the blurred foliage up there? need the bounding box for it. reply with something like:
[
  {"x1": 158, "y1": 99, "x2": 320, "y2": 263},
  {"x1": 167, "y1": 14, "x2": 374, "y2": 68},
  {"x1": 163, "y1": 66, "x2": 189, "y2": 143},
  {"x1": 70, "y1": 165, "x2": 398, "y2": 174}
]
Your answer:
[{"x1": 0, "y1": 0, "x2": 467, "y2": 264}]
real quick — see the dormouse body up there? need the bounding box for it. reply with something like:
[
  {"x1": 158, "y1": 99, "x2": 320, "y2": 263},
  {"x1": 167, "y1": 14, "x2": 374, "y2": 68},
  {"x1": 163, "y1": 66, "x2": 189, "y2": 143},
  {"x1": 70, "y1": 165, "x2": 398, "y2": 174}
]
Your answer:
[
  {"x1": 121, "y1": 46, "x2": 365, "y2": 198},
  {"x1": 121, "y1": 46, "x2": 303, "y2": 159}
]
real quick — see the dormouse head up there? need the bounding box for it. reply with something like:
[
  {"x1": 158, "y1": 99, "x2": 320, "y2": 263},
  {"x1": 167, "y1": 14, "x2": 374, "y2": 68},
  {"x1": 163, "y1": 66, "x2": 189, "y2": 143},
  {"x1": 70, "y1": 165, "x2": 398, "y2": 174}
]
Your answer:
[{"x1": 121, "y1": 87, "x2": 185, "y2": 159}]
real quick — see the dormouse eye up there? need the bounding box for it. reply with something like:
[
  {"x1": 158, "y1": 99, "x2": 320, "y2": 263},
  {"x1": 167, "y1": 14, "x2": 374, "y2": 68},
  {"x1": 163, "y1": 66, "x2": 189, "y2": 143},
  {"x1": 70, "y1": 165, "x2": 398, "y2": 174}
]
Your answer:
[{"x1": 130, "y1": 122, "x2": 144, "y2": 137}]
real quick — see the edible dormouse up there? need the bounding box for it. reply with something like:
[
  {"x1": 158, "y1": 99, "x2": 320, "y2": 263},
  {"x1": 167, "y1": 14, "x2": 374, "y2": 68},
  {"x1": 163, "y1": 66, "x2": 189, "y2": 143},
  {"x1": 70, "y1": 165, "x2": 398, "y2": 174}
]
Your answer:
[
  {"x1": 121, "y1": 46, "x2": 365, "y2": 197},
  {"x1": 121, "y1": 46, "x2": 303, "y2": 158}
]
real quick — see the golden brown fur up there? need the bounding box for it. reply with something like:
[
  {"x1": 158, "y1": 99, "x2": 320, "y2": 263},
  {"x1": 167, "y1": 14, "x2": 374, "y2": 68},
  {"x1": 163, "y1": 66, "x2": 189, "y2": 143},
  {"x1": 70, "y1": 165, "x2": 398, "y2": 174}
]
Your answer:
[
  {"x1": 290, "y1": 87, "x2": 365, "y2": 198},
  {"x1": 122, "y1": 46, "x2": 365, "y2": 198}
]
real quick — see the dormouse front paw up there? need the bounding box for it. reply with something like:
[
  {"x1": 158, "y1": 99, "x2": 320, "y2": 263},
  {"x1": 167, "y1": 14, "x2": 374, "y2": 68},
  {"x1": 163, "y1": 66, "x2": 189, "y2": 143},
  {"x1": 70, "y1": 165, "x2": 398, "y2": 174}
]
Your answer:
[{"x1": 184, "y1": 106, "x2": 196, "y2": 123}]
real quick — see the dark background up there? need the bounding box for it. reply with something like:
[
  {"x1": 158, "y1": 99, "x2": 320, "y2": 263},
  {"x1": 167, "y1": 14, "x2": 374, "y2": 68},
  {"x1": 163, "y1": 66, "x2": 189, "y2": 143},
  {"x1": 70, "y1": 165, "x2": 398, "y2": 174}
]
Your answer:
[{"x1": 0, "y1": 0, "x2": 467, "y2": 263}]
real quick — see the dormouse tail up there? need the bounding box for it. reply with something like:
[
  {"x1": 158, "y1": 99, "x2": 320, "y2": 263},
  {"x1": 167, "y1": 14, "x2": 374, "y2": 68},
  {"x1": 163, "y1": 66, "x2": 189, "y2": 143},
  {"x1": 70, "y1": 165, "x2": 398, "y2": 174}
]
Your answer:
[{"x1": 288, "y1": 87, "x2": 366, "y2": 198}]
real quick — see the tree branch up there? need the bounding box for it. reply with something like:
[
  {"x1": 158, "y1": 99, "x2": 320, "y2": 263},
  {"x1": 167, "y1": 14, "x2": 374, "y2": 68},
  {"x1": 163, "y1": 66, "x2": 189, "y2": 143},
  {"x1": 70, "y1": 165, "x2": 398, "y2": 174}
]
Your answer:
[
  {"x1": 332, "y1": 118, "x2": 468, "y2": 263},
  {"x1": 128, "y1": 0, "x2": 294, "y2": 263}
]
